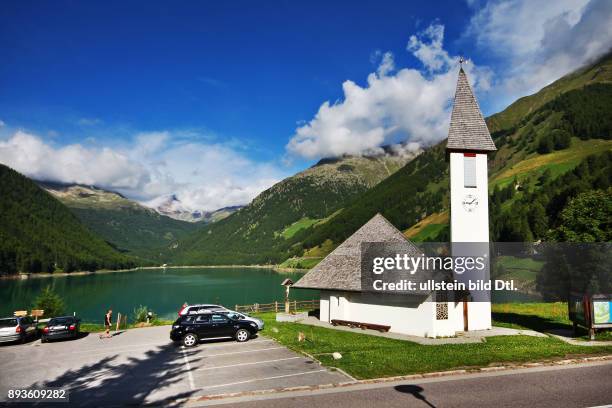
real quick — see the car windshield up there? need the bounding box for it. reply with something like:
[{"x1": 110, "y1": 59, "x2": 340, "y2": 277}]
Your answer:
[
  {"x1": 49, "y1": 318, "x2": 72, "y2": 325},
  {"x1": 0, "y1": 318, "x2": 18, "y2": 328}
]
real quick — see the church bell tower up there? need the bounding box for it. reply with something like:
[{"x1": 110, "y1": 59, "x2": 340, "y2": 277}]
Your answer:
[{"x1": 446, "y1": 65, "x2": 496, "y2": 331}]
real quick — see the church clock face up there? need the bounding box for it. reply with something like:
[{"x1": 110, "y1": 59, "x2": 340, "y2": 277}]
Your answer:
[{"x1": 462, "y1": 194, "x2": 479, "y2": 212}]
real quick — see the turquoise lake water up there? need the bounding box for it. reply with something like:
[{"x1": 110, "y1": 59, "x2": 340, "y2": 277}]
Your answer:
[{"x1": 0, "y1": 267, "x2": 313, "y2": 323}]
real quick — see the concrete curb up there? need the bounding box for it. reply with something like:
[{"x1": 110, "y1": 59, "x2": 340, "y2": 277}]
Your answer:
[{"x1": 190, "y1": 354, "x2": 612, "y2": 403}]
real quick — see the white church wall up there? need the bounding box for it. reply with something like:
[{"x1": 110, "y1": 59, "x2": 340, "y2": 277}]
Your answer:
[
  {"x1": 450, "y1": 151, "x2": 492, "y2": 330},
  {"x1": 325, "y1": 291, "x2": 460, "y2": 337},
  {"x1": 431, "y1": 301, "x2": 465, "y2": 335},
  {"x1": 449, "y1": 152, "x2": 490, "y2": 242},
  {"x1": 319, "y1": 293, "x2": 330, "y2": 323},
  {"x1": 466, "y1": 302, "x2": 492, "y2": 330}
]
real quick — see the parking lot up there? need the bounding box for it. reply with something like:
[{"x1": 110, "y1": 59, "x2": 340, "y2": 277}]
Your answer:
[{"x1": 0, "y1": 325, "x2": 351, "y2": 406}]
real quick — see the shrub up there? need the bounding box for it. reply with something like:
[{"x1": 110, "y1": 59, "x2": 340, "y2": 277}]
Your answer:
[
  {"x1": 33, "y1": 286, "x2": 65, "y2": 318},
  {"x1": 133, "y1": 305, "x2": 151, "y2": 323}
]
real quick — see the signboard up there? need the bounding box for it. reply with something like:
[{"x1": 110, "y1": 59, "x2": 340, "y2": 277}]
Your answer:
[{"x1": 593, "y1": 301, "x2": 612, "y2": 325}]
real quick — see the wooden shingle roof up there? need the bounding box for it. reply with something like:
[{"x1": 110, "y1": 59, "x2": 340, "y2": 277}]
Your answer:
[
  {"x1": 293, "y1": 214, "x2": 422, "y2": 291},
  {"x1": 446, "y1": 68, "x2": 496, "y2": 152}
]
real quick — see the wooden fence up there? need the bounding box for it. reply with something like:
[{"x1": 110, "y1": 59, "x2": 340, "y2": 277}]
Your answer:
[{"x1": 234, "y1": 299, "x2": 318, "y2": 313}]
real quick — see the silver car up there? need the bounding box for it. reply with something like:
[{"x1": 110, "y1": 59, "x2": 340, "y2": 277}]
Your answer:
[
  {"x1": 220, "y1": 310, "x2": 265, "y2": 330},
  {"x1": 0, "y1": 316, "x2": 38, "y2": 344}
]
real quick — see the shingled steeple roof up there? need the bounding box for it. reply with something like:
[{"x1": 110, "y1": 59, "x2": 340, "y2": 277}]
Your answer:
[{"x1": 446, "y1": 68, "x2": 496, "y2": 152}]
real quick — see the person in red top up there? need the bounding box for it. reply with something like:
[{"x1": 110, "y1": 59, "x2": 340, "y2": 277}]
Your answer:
[{"x1": 178, "y1": 302, "x2": 188, "y2": 316}]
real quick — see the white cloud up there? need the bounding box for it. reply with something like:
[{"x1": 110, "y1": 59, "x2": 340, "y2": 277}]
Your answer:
[
  {"x1": 0, "y1": 130, "x2": 287, "y2": 212},
  {"x1": 286, "y1": 23, "x2": 489, "y2": 160},
  {"x1": 407, "y1": 23, "x2": 454, "y2": 73},
  {"x1": 467, "y1": 0, "x2": 612, "y2": 107},
  {"x1": 0, "y1": 131, "x2": 148, "y2": 189},
  {"x1": 0, "y1": 120, "x2": 5, "y2": 127},
  {"x1": 374, "y1": 51, "x2": 396, "y2": 77}
]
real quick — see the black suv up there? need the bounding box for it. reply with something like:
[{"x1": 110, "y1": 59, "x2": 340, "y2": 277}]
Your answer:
[{"x1": 170, "y1": 312, "x2": 259, "y2": 347}]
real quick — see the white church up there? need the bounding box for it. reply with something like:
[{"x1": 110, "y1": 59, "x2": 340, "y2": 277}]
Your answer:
[{"x1": 293, "y1": 67, "x2": 497, "y2": 337}]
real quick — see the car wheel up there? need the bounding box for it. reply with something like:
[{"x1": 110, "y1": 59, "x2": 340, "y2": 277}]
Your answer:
[
  {"x1": 235, "y1": 329, "x2": 250, "y2": 342},
  {"x1": 182, "y1": 333, "x2": 198, "y2": 347}
]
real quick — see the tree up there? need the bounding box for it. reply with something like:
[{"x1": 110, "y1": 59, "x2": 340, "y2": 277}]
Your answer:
[
  {"x1": 33, "y1": 286, "x2": 65, "y2": 318},
  {"x1": 550, "y1": 189, "x2": 611, "y2": 242},
  {"x1": 537, "y1": 188, "x2": 612, "y2": 300}
]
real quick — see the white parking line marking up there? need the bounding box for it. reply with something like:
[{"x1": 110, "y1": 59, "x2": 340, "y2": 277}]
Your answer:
[
  {"x1": 199, "y1": 339, "x2": 275, "y2": 350},
  {"x1": 197, "y1": 356, "x2": 302, "y2": 371},
  {"x1": 204, "y1": 347, "x2": 285, "y2": 357},
  {"x1": 181, "y1": 348, "x2": 196, "y2": 391},
  {"x1": 199, "y1": 369, "x2": 328, "y2": 390}
]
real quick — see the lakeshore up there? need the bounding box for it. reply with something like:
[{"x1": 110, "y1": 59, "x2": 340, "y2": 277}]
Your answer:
[{"x1": 0, "y1": 263, "x2": 308, "y2": 280}]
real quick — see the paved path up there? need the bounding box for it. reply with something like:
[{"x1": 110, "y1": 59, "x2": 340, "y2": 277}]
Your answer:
[
  {"x1": 195, "y1": 361, "x2": 612, "y2": 408},
  {"x1": 547, "y1": 329, "x2": 612, "y2": 346},
  {"x1": 298, "y1": 316, "x2": 546, "y2": 344},
  {"x1": 0, "y1": 326, "x2": 350, "y2": 406}
]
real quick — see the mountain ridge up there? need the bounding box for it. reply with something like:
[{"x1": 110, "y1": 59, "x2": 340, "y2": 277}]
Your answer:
[{"x1": 169, "y1": 150, "x2": 419, "y2": 265}]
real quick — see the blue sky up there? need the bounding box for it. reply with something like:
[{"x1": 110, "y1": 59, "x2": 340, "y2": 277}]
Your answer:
[{"x1": 1, "y1": 0, "x2": 610, "y2": 210}]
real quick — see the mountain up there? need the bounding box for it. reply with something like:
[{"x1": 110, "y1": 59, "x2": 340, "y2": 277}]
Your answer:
[
  {"x1": 144, "y1": 194, "x2": 241, "y2": 223},
  {"x1": 169, "y1": 150, "x2": 419, "y2": 265},
  {"x1": 487, "y1": 51, "x2": 612, "y2": 134},
  {"x1": 0, "y1": 165, "x2": 135, "y2": 274},
  {"x1": 41, "y1": 183, "x2": 200, "y2": 263},
  {"x1": 286, "y1": 53, "x2": 612, "y2": 261}
]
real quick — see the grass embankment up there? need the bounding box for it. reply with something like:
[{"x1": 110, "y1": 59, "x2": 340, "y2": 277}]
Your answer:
[
  {"x1": 492, "y1": 302, "x2": 612, "y2": 341},
  {"x1": 254, "y1": 303, "x2": 612, "y2": 379},
  {"x1": 78, "y1": 319, "x2": 174, "y2": 333}
]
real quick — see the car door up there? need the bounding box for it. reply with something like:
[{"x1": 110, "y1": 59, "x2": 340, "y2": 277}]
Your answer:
[
  {"x1": 194, "y1": 315, "x2": 213, "y2": 338},
  {"x1": 210, "y1": 314, "x2": 234, "y2": 337}
]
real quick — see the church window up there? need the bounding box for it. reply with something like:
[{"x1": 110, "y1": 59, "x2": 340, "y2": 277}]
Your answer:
[
  {"x1": 436, "y1": 290, "x2": 449, "y2": 320},
  {"x1": 464, "y1": 154, "x2": 476, "y2": 188}
]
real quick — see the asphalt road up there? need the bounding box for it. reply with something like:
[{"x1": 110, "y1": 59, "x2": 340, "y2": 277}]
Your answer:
[
  {"x1": 0, "y1": 326, "x2": 349, "y2": 407},
  {"x1": 203, "y1": 362, "x2": 612, "y2": 408}
]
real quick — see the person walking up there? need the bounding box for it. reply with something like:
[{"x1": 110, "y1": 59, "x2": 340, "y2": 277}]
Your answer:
[{"x1": 100, "y1": 309, "x2": 112, "y2": 339}]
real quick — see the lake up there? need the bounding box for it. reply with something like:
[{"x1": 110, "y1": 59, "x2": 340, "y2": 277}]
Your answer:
[
  {"x1": 0, "y1": 267, "x2": 539, "y2": 323},
  {"x1": 0, "y1": 267, "x2": 313, "y2": 323}
]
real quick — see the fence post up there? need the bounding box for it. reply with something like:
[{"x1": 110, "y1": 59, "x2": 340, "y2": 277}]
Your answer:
[
  {"x1": 235, "y1": 304, "x2": 238, "y2": 312},
  {"x1": 293, "y1": 300, "x2": 297, "y2": 312},
  {"x1": 255, "y1": 303, "x2": 259, "y2": 313},
  {"x1": 275, "y1": 301, "x2": 278, "y2": 312},
  {"x1": 116, "y1": 313, "x2": 121, "y2": 332}
]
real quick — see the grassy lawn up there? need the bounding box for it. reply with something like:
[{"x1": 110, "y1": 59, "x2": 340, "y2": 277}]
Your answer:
[
  {"x1": 255, "y1": 308, "x2": 612, "y2": 380},
  {"x1": 409, "y1": 224, "x2": 447, "y2": 242},
  {"x1": 492, "y1": 303, "x2": 612, "y2": 341},
  {"x1": 280, "y1": 217, "x2": 320, "y2": 239},
  {"x1": 490, "y1": 139, "x2": 612, "y2": 188},
  {"x1": 279, "y1": 257, "x2": 323, "y2": 269}
]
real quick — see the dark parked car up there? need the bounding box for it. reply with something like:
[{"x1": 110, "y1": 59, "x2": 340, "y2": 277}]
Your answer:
[
  {"x1": 0, "y1": 316, "x2": 38, "y2": 344},
  {"x1": 170, "y1": 312, "x2": 259, "y2": 347},
  {"x1": 41, "y1": 316, "x2": 81, "y2": 342}
]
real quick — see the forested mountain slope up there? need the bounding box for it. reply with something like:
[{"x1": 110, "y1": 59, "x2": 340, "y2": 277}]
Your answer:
[
  {"x1": 42, "y1": 183, "x2": 200, "y2": 263},
  {"x1": 0, "y1": 165, "x2": 135, "y2": 274}
]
